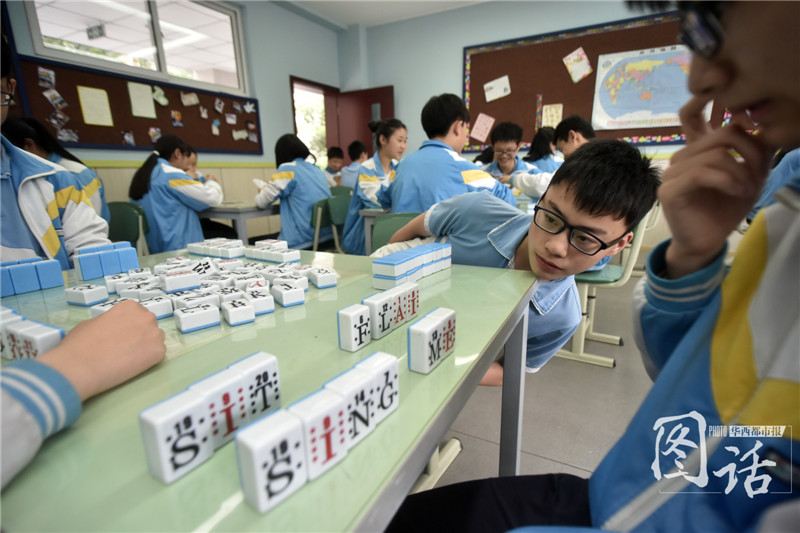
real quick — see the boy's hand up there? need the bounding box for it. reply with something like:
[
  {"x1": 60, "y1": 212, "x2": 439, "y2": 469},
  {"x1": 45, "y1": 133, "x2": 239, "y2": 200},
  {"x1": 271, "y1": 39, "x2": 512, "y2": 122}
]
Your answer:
[
  {"x1": 498, "y1": 174, "x2": 512, "y2": 184},
  {"x1": 661, "y1": 95, "x2": 771, "y2": 278},
  {"x1": 37, "y1": 300, "x2": 166, "y2": 401}
]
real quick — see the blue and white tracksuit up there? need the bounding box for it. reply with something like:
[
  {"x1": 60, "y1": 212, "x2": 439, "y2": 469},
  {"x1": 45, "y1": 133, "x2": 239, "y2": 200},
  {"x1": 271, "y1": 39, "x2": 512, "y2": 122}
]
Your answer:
[
  {"x1": 49, "y1": 154, "x2": 110, "y2": 223},
  {"x1": 254, "y1": 158, "x2": 332, "y2": 249},
  {"x1": 0, "y1": 359, "x2": 82, "y2": 489},
  {"x1": 342, "y1": 152, "x2": 397, "y2": 255},
  {"x1": 377, "y1": 140, "x2": 515, "y2": 213},
  {"x1": 0, "y1": 137, "x2": 109, "y2": 270},
  {"x1": 340, "y1": 162, "x2": 360, "y2": 189},
  {"x1": 132, "y1": 158, "x2": 223, "y2": 254},
  {"x1": 482, "y1": 156, "x2": 538, "y2": 179},
  {"x1": 425, "y1": 191, "x2": 581, "y2": 370},
  {"x1": 524, "y1": 154, "x2": 563, "y2": 174}
]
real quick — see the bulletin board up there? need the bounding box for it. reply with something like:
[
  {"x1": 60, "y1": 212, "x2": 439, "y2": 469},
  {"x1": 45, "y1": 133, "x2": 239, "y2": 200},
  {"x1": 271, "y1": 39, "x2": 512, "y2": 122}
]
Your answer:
[
  {"x1": 13, "y1": 55, "x2": 263, "y2": 154},
  {"x1": 463, "y1": 13, "x2": 725, "y2": 152}
]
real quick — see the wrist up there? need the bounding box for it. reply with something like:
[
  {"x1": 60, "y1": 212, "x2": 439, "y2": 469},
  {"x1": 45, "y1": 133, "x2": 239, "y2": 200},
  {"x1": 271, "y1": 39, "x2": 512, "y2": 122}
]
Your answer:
[{"x1": 663, "y1": 241, "x2": 726, "y2": 279}]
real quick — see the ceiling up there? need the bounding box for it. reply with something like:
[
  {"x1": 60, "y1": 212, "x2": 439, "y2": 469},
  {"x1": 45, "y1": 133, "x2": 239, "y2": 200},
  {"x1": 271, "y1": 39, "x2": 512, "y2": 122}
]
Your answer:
[{"x1": 284, "y1": 1, "x2": 492, "y2": 29}]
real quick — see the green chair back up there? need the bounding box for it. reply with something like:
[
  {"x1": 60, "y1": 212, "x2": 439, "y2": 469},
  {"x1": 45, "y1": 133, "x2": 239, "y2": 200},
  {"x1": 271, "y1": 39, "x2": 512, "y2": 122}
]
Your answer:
[
  {"x1": 107, "y1": 202, "x2": 149, "y2": 250},
  {"x1": 371, "y1": 212, "x2": 420, "y2": 252},
  {"x1": 330, "y1": 186, "x2": 353, "y2": 197},
  {"x1": 327, "y1": 194, "x2": 351, "y2": 226}
]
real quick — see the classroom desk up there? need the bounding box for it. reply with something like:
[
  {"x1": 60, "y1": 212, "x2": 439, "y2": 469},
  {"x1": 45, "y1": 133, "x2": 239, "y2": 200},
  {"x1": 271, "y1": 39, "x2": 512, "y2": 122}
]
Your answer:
[
  {"x1": 1, "y1": 251, "x2": 535, "y2": 532},
  {"x1": 359, "y1": 207, "x2": 389, "y2": 255},
  {"x1": 199, "y1": 201, "x2": 278, "y2": 242}
]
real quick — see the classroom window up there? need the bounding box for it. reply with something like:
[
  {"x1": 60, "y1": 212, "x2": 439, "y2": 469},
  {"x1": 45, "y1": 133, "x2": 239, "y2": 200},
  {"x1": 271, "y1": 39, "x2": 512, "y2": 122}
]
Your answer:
[
  {"x1": 24, "y1": 0, "x2": 246, "y2": 94},
  {"x1": 292, "y1": 81, "x2": 328, "y2": 167}
]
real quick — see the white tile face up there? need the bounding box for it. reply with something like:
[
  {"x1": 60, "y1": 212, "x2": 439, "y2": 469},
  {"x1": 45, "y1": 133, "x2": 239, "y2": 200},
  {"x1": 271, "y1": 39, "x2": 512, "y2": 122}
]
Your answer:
[
  {"x1": 271, "y1": 283, "x2": 304, "y2": 307},
  {"x1": 253, "y1": 239, "x2": 288, "y2": 250},
  {"x1": 139, "y1": 389, "x2": 214, "y2": 484},
  {"x1": 234, "y1": 274, "x2": 266, "y2": 291},
  {"x1": 174, "y1": 304, "x2": 220, "y2": 333},
  {"x1": 0, "y1": 313, "x2": 25, "y2": 359},
  {"x1": 3, "y1": 322, "x2": 63, "y2": 359},
  {"x1": 104, "y1": 273, "x2": 130, "y2": 293},
  {"x1": 221, "y1": 298, "x2": 256, "y2": 326},
  {"x1": 244, "y1": 289, "x2": 275, "y2": 315},
  {"x1": 236, "y1": 410, "x2": 307, "y2": 513},
  {"x1": 324, "y1": 368, "x2": 377, "y2": 448},
  {"x1": 337, "y1": 304, "x2": 371, "y2": 352},
  {"x1": 174, "y1": 292, "x2": 220, "y2": 309},
  {"x1": 272, "y1": 275, "x2": 307, "y2": 292},
  {"x1": 215, "y1": 258, "x2": 244, "y2": 272},
  {"x1": 228, "y1": 351, "x2": 281, "y2": 423},
  {"x1": 160, "y1": 270, "x2": 202, "y2": 293},
  {"x1": 138, "y1": 296, "x2": 174, "y2": 319},
  {"x1": 309, "y1": 268, "x2": 337, "y2": 288},
  {"x1": 217, "y1": 287, "x2": 247, "y2": 304},
  {"x1": 408, "y1": 308, "x2": 456, "y2": 374},
  {"x1": 187, "y1": 368, "x2": 249, "y2": 449},
  {"x1": 355, "y1": 352, "x2": 399, "y2": 424},
  {"x1": 361, "y1": 292, "x2": 396, "y2": 340},
  {"x1": 65, "y1": 284, "x2": 109, "y2": 306},
  {"x1": 190, "y1": 257, "x2": 219, "y2": 278},
  {"x1": 128, "y1": 267, "x2": 152, "y2": 279},
  {"x1": 288, "y1": 389, "x2": 348, "y2": 480},
  {"x1": 89, "y1": 297, "x2": 130, "y2": 317}
]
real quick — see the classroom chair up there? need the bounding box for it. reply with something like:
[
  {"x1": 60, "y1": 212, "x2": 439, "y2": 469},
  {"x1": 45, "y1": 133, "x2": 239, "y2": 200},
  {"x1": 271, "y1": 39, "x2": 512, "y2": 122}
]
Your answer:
[
  {"x1": 330, "y1": 185, "x2": 353, "y2": 197},
  {"x1": 107, "y1": 201, "x2": 149, "y2": 256},
  {"x1": 371, "y1": 212, "x2": 420, "y2": 252},
  {"x1": 555, "y1": 217, "x2": 647, "y2": 368},
  {"x1": 311, "y1": 195, "x2": 350, "y2": 253}
]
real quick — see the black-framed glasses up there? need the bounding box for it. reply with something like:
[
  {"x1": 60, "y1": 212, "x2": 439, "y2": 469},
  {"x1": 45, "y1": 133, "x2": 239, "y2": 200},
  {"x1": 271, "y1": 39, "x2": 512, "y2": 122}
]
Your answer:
[
  {"x1": 0, "y1": 91, "x2": 13, "y2": 107},
  {"x1": 677, "y1": 4, "x2": 726, "y2": 60},
  {"x1": 532, "y1": 204, "x2": 627, "y2": 256}
]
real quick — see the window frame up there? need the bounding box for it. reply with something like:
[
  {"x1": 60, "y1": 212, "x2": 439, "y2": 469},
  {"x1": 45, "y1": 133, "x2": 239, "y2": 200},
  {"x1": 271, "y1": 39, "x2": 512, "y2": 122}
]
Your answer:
[{"x1": 22, "y1": 0, "x2": 249, "y2": 96}]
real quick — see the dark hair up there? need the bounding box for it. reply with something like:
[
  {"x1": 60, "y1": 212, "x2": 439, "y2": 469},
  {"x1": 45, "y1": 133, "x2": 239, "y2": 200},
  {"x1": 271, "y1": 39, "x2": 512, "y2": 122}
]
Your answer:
[
  {"x1": 553, "y1": 115, "x2": 596, "y2": 143},
  {"x1": 548, "y1": 139, "x2": 661, "y2": 230},
  {"x1": 2, "y1": 116, "x2": 83, "y2": 164},
  {"x1": 421, "y1": 94, "x2": 469, "y2": 139},
  {"x1": 347, "y1": 140, "x2": 368, "y2": 161},
  {"x1": 368, "y1": 118, "x2": 407, "y2": 150},
  {"x1": 275, "y1": 134, "x2": 312, "y2": 167},
  {"x1": 2, "y1": 35, "x2": 11, "y2": 79},
  {"x1": 523, "y1": 127, "x2": 556, "y2": 162},
  {"x1": 473, "y1": 146, "x2": 494, "y2": 165},
  {"x1": 327, "y1": 146, "x2": 344, "y2": 159},
  {"x1": 129, "y1": 134, "x2": 190, "y2": 200},
  {"x1": 490, "y1": 122, "x2": 523, "y2": 145}
]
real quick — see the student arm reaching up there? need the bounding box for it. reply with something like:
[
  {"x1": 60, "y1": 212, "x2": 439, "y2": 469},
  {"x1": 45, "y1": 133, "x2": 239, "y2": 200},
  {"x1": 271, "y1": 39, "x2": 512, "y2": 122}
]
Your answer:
[
  {"x1": 389, "y1": 213, "x2": 429, "y2": 243},
  {"x1": 1, "y1": 300, "x2": 166, "y2": 488}
]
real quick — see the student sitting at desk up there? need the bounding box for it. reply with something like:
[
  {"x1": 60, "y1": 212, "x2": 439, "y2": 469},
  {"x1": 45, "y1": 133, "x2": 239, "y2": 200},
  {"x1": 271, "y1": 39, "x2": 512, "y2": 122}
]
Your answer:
[
  {"x1": 342, "y1": 118, "x2": 408, "y2": 255},
  {"x1": 340, "y1": 141, "x2": 369, "y2": 189},
  {"x1": 129, "y1": 135, "x2": 223, "y2": 254},
  {"x1": 254, "y1": 134, "x2": 332, "y2": 249},
  {"x1": 522, "y1": 126, "x2": 563, "y2": 174},
  {"x1": 322, "y1": 146, "x2": 344, "y2": 187},
  {"x1": 0, "y1": 37, "x2": 109, "y2": 270},
  {"x1": 377, "y1": 93, "x2": 516, "y2": 212},
  {"x1": 482, "y1": 121, "x2": 539, "y2": 182},
  {"x1": 1, "y1": 300, "x2": 166, "y2": 489},
  {"x1": 183, "y1": 147, "x2": 237, "y2": 241},
  {"x1": 388, "y1": 139, "x2": 660, "y2": 385},
  {"x1": 2, "y1": 116, "x2": 110, "y2": 223}
]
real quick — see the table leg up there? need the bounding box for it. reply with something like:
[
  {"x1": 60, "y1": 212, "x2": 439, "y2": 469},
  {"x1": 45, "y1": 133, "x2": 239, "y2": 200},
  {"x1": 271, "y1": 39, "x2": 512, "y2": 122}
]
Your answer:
[
  {"x1": 364, "y1": 218, "x2": 374, "y2": 256},
  {"x1": 232, "y1": 214, "x2": 248, "y2": 242},
  {"x1": 499, "y1": 310, "x2": 527, "y2": 476}
]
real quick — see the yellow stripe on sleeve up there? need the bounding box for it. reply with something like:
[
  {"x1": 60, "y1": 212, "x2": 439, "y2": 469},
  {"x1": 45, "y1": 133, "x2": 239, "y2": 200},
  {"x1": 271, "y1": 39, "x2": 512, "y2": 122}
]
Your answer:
[
  {"x1": 461, "y1": 169, "x2": 491, "y2": 184},
  {"x1": 359, "y1": 174, "x2": 379, "y2": 183},
  {"x1": 81, "y1": 177, "x2": 102, "y2": 198},
  {"x1": 41, "y1": 225, "x2": 61, "y2": 257},
  {"x1": 53, "y1": 186, "x2": 88, "y2": 209},
  {"x1": 168, "y1": 178, "x2": 203, "y2": 188},
  {"x1": 270, "y1": 170, "x2": 295, "y2": 182}
]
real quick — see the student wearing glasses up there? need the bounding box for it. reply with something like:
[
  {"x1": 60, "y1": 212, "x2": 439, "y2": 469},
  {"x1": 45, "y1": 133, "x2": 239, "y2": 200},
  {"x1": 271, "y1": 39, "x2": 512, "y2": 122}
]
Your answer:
[
  {"x1": 481, "y1": 121, "x2": 540, "y2": 186},
  {"x1": 388, "y1": 139, "x2": 659, "y2": 386},
  {"x1": 388, "y1": 2, "x2": 800, "y2": 531},
  {"x1": 0, "y1": 36, "x2": 109, "y2": 270}
]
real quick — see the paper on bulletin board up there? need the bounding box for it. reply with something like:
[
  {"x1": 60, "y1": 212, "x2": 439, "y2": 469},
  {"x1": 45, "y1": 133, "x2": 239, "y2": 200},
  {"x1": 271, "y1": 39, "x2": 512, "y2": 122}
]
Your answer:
[
  {"x1": 563, "y1": 47, "x2": 593, "y2": 83},
  {"x1": 128, "y1": 82, "x2": 156, "y2": 119},
  {"x1": 470, "y1": 112, "x2": 495, "y2": 143},
  {"x1": 542, "y1": 104, "x2": 563, "y2": 128},
  {"x1": 484, "y1": 75, "x2": 511, "y2": 103},
  {"x1": 77, "y1": 86, "x2": 113, "y2": 126}
]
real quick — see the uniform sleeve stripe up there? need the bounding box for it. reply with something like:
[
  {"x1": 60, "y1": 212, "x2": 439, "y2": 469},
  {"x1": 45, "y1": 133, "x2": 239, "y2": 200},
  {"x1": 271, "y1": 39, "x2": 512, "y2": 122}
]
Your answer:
[
  {"x1": 1, "y1": 376, "x2": 54, "y2": 436},
  {"x1": 270, "y1": 171, "x2": 294, "y2": 182},
  {"x1": 461, "y1": 169, "x2": 491, "y2": 184},
  {"x1": 358, "y1": 174, "x2": 379, "y2": 183},
  {"x1": 168, "y1": 179, "x2": 203, "y2": 188},
  {"x1": 41, "y1": 225, "x2": 62, "y2": 258},
  {"x1": 2, "y1": 366, "x2": 70, "y2": 432}
]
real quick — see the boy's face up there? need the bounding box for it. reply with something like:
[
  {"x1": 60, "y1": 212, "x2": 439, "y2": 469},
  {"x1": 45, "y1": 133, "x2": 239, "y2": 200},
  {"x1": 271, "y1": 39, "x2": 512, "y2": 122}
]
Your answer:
[
  {"x1": 525, "y1": 183, "x2": 631, "y2": 282},
  {"x1": 555, "y1": 131, "x2": 587, "y2": 159},
  {"x1": 492, "y1": 140, "x2": 519, "y2": 164},
  {"x1": 328, "y1": 157, "x2": 343, "y2": 171},
  {"x1": 687, "y1": 2, "x2": 800, "y2": 148}
]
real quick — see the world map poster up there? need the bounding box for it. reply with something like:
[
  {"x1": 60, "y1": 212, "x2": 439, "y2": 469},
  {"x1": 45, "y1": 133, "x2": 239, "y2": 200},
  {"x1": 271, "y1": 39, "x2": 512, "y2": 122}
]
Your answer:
[{"x1": 591, "y1": 45, "x2": 709, "y2": 130}]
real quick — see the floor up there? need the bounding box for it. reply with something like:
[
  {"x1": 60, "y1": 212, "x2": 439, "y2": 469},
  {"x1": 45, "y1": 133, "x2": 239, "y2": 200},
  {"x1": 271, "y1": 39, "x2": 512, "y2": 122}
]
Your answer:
[{"x1": 434, "y1": 268, "x2": 655, "y2": 487}]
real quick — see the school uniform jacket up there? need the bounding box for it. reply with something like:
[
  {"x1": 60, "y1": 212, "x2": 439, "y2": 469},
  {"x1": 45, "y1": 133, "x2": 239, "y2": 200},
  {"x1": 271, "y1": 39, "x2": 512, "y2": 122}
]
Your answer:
[
  {"x1": 1, "y1": 359, "x2": 82, "y2": 489},
  {"x1": 425, "y1": 191, "x2": 581, "y2": 369},
  {"x1": 341, "y1": 152, "x2": 397, "y2": 255},
  {"x1": 377, "y1": 140, "x2": 516, "y2": 213},
  {"x1": 0, "y1": 137, "x2": 110, "y2": 270},
  {"x1": 482, "y1": 156, "x2": 538, "y2": 178},
  {"x1": 508, "y1": 167, "x2": 554, "y2": 202},
  {"x1": 255, "y1": 158, "x2": 332, "y2": 249},
  {"x1": 524, "y1": 154, "x2": 563, "y2": 174},
  {"x1": 586, "y1": 175, "x2": 800, "y2": 532},
  {"x1": 133, "y1": 158, "x2": 223, "y2": 254},
  {"x1": 49, "y1": 154, "x2": 110, "y2": 223}
]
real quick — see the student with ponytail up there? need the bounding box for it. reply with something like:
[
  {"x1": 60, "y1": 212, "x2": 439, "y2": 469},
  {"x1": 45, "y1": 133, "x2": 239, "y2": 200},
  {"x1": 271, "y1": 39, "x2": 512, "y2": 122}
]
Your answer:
[
  {"x1": 341, "y1": 118, "x2": 407, "y2": 255},
  {"x1": 129, "y1": 135, "x2": 223, "y2": 254}
]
